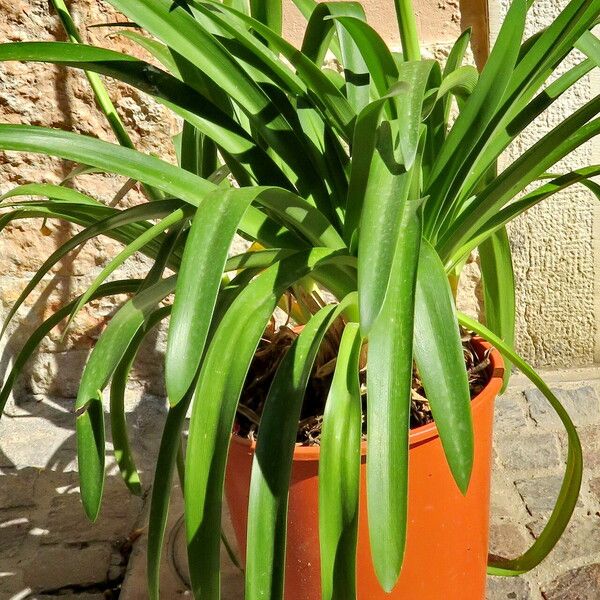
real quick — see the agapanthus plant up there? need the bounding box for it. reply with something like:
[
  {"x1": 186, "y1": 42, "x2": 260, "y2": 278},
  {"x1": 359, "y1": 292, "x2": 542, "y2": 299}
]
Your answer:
[{"x1": 0, "y1": 0, "x2": 597, "y2": 597}]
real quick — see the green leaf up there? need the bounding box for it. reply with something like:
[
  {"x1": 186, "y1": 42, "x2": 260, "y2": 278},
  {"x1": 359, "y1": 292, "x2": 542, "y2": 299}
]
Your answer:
[
  {"x1": 479, "y1": 227, "x2": 515, "y2": 392},
  {"x1": 393, "y1": 0, "x2": 420, "y2": 62},
  {"x1": 246, "y1": 296, "x2": 356, "y2": 600},
  {"x1": 147, "y1": 400, "x2": 190, "y2": 600},
  {"x1": 49, "y1": 0, "x2": 162, "y2": 201},
  {"x1": 365, "y1": 198, "x2": 422, "y2": 591},
  {"x1": 356, "y1": 79, "x2": 428, "y2": 331},
  {"x1": 413, "y1": 239, "x2": 473, "y2": 493},
  {"x1": 147, "y1": 269, "x2": 261, "y2": 600},
  {"x1": 344, "y1": 84, "x2": 406, "y2": 247},
  {"x1": 441, "y1": 102, "x2": 600, "y2": 259},
  {"x1": 329, "y1": 16, "x2": 399, "y2": 101},
  {"x1": 167, "y1": 183, "x2": 344, "y2": 405},
  {"x1": 394, "y1": 60, "x2": 436, "y2": 169},
  {"x1": 0, "y1": 125, "x2": 299, "y2": 249},
  {"x1": 1, "y1": 182, "x2": 102, "y2": 206},
  {"x1": 76, "y1": 276, "x2": 176, "y2": 521},
  {"x1": 204, "y1": 1, "x2": 356, "y2": 140},
  {"x1": 0, "y1": 123, "x2": 213, "y2": 199},
  {"x1": 319, "y1": 322, "x2": 362, "y2": 600},
  {"x1": 106, "y1": 0, "x2": 331, "y2": 205},
  {"x1": 0, "y1": 200, "x2": 181, "y2": 339},
  {"x1": 184, "y1": 249, "x2": 344, "y2": 599},
  {"x1": 250, "y1": 0, "x2": 282, "y2": 38},
  {"x1": 441, "y1": 0, "x2": 600, "y2": 230},
  {"x1": 425, "y1": 0, "x2": 527, "y2": 232},
  {"x1": 575, "y1": 30, "x2": 600, "y2": 67},
  {"x1": 442, "y1": 27, "x2": 472, "y2": 123},
  {"x1": 458, "y1": 313, "x2": 583, "y2": 577},
  {"x1": 110, "y1": 306, "x2": 172, "y2": 496},
  {"x1": 166, "y1": 188, "x2": 257, "y2": 406},
  {"x1": 0, "y1": 280, "x2": 141, "y2": 415},
  {"x1": 67, "y1": 207, "x2": 190, "y2": 333},
  {"x1": 0, "y1": 42, "x2": 290, "y2": 187}
]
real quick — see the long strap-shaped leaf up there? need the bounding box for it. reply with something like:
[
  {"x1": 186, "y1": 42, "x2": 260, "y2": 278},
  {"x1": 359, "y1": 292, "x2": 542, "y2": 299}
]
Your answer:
[
  {"x1": 0, "y1": 42, "x2": 292, "y2": 189},
  {"x1": 0, "y1": 204, "x2": 167, "y2": 273},
  {"x1": 66, "y1": 207, "x2": 191, "y2": 332},
  {"x1": 107, "y1": 0, "x2": 330, "y2": 206},
  {"x1": 344, "y1": 84, "x2": 404, "y2": 247},
  {"x1": 110, "y1": 305, "x2": 172, "y2": 496},
  {"x1": 440, "y1": 104, "x2": 600, "y2": 259},
  {"x1": 479, "y1": 227, "x2": 515, "y2": 392},
  {"x1": 458, "y1": 313, "x2": 583, "y2": 576},
  {"x1": 319, "y1": 322, "x2": 363, "y2": 600},
  {"x1": 250, "y1": 0, "x2": 282, "y2": 41},
  {"x1": 444, "y1": 58, "x2": 598, "y2": 235},
  {"x1": 0, "y1": 125, "x2": 301, "y2": 249},
  {"x1": 442, "y1": 2, "x2": 599, "y2": 227},
  {"x1": 0, "y1": 200, "x2": 182, "y2": 339},
  {"x1": 49, "y1": 0, "x2": 162, "y2": 201},
  {"x1": 357, "y1": 64, "x2": 431, "y2": 330},
  {"x1": 327, "y1": 16, "x2": 399, "y2": 101},
  {"x1": 166, "y1": 186, "x2": 344, "y2": 405},
  {"x1": 109, "y1": 227, "x2": 182, "y2": 497},
  {"x1": 147, "y1": 269, "x2": 261, "y2": 600},
  {"x1": 245, "y1": 295, "x2": 357, "y2": 600},
  {"x1": 365, "y1": 198, "x2": 422, "y2": 592},
  {"x1": 1, "y1": 182, "x2": 102, "y2": 206},
  {"x1": 445, "y1": 165, "x2": 600, "y2": 267},
  {"x1": 76, "y1": 276, "x2": 176, "y2": 521},
  {"x1": 202, "y1": 1, "x2": 356, "y2": 140},
  {"x1": 184, "y1": 249, "x2": 343, "y2": 599},
  {"x1": 424, "y1": 0, "x2": 526, "y2": 232},
  {"x1": 0, "y1": 279, "x2": 141, "y2": 414},
  {"x1": 301, "y1": 2, "x2": 370, "y2": 113},
  {"x1": 393, "y1": 0, "x2": 420, "y2": 62},
  {"x1": 413, "y1": 239, "x2": 473, "y2": 493}
]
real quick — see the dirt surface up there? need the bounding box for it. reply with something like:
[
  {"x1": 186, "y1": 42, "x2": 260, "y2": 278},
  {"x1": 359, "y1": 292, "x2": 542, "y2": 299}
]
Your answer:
[{"x1": 236, "y1": 321, "x2": 492, "y2": 445}]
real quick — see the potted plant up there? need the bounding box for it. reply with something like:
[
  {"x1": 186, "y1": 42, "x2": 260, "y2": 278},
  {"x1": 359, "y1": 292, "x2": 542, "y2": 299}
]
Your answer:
[{"x1": 0, "y1": 0, "x2": 596, "y2": 597}]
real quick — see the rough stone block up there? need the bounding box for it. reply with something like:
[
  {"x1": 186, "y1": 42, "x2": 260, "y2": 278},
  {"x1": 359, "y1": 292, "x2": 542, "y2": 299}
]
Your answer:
[
  {"x1": 42, "y1": 476, "x2": 142, "y2": 545},
  {"x1": 490, "y1": 468, "x2": 529, "y2": 520},
  {"x1": 23, "y1": 542, "x2": 112, "y2": 590},
  {"x1": 543, "y1": 563, "x2": 600, "y2": 599},
  {"x1": 489, "y1": 522, "x2": 530, "y2": 557},
  {"x1": 515, "y1": 475, "x2": 582, "y2": 513},
  {"x1": 486, "y1": 575, "x2": 533, "y2": 599},
  {"x1": 0, "y1": 509, "x2": 30, "y2": 558},
  {"x1": 579, "y1": 425, "x2": 600, "y2": 470},
  {"x1": 525, "y1": 386, "x2": 600, "y2": 429},
  {"x1": 0, "y1": 467, "x2": 37, "y2": 509},
  {"x1": 544, "y1": 514, "x2": 600, "y2": 563},
  {"x1": 494, "y1": 393, "x2": 530, "y2": 432},
  {"x1": 495, "y1": 432, "x2": 562, "y2": 471},
  {"x1": 588, "y1": 476, "x2": 600, "y2": 503}
]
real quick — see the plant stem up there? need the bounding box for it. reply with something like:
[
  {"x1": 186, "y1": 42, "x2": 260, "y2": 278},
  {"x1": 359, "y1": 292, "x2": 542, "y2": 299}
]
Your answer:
[{"x1": 394, "y1": 0, "x2": 421, "y2": 62}]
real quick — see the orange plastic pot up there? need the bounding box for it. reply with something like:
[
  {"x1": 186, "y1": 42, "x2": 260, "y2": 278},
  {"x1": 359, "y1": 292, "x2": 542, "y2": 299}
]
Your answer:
[{"x1": 225, "y1": 339, "x2": 504, "y2": 599}]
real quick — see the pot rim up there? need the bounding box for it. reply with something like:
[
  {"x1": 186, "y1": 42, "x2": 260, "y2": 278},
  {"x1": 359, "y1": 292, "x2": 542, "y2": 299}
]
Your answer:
[{"x1": 230, "y1": 337, "x2": 504, "y2": 461}]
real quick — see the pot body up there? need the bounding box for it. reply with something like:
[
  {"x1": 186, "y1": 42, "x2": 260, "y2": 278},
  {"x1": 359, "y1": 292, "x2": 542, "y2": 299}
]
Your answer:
[{"x1": 225, "y1": 341, "x2": 503, "y2": 600}]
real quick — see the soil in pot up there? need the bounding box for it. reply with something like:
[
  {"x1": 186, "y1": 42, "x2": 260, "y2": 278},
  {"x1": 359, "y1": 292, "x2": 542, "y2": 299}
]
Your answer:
[{"x1": 235, "y1": 317, "x2": 493, "y2": 444}]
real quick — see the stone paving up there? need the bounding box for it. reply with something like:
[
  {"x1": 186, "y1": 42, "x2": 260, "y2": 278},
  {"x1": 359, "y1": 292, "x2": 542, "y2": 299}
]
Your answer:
[
  {"x1": 2, "y1": 371, "x2": 600, "y2": 598},
  {"x1": 487, "y1": 371, "x2": 600, "y2": 600},
  {"x1": 0, "y1": 392, "x2": 166, "y2": 599}
]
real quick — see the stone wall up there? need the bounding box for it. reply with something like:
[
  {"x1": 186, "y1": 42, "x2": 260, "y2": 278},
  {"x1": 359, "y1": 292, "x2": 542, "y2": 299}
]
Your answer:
[
  {"x1": 0, "y1": 0, "x2": 177, "y2": 400},
  {"x1": 490, "y1": 0, "x2": 599, "y2": 367},
  {"x1": 0, "y1": 0, "x2": 596, "y2": 408}
]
